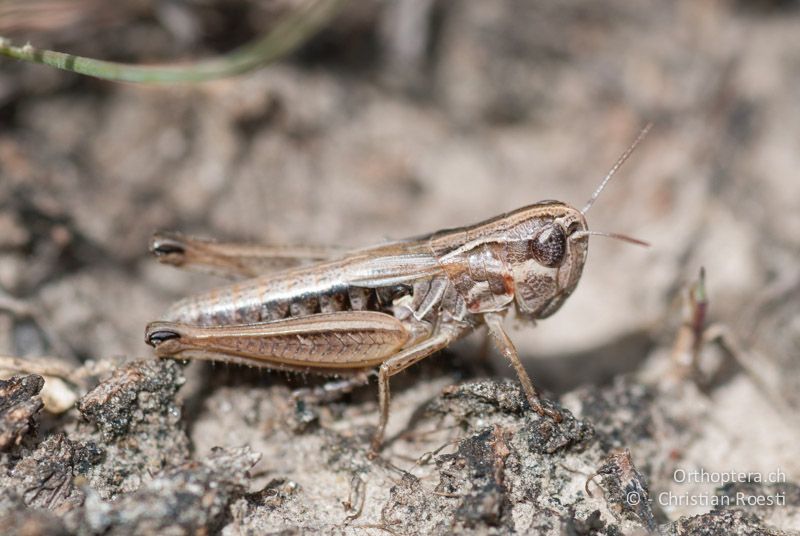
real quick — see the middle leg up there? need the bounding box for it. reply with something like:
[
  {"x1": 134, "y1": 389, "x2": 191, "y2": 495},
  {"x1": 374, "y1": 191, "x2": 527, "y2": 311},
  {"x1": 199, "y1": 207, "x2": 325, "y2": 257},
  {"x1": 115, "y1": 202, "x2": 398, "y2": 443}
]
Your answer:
[
  {"x1": 369, "y1": 329, "x2": 459, "y2": 457},
  {"x1": 292, "y1": 371, "x2": 373, "y2": 404}
]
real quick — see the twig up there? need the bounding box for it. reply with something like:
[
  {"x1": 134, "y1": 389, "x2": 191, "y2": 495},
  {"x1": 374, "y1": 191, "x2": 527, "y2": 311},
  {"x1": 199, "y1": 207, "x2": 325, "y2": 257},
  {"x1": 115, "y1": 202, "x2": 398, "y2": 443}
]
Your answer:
[{"x1": 0, "y1": 0, "x2": 347, "y2": 83}]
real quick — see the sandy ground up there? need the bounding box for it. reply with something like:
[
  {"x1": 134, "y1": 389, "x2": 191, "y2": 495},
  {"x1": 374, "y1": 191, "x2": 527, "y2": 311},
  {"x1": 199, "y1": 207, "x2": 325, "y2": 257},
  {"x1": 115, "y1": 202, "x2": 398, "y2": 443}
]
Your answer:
[{"x1": 0, "y1": 0, "x2": 799, "y2": 534}]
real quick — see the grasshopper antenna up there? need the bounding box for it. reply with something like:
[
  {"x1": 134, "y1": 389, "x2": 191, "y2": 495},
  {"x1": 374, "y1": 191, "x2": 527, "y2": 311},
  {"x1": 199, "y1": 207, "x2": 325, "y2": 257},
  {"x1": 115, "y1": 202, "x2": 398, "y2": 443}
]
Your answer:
[
  {"x1": 581, "y1": 122, "x2": 652, "y2": 215},
  {"x1": 570, "y1": 230, "x2": 649, "y2": 248}
]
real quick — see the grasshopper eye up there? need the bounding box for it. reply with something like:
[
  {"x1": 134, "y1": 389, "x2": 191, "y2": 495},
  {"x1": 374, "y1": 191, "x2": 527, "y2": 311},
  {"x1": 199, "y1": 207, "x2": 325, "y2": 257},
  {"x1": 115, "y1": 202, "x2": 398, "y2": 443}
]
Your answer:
[{"x1": 530, "y1": 224, "x2": 566, "y2": 267}]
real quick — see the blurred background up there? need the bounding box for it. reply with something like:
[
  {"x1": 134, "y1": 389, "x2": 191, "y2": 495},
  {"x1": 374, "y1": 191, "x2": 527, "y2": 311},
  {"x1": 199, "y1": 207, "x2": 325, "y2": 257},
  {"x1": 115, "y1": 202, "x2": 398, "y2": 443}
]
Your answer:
[{"x1": 0, "y1": 0, "x2": 798, "y2": 523}]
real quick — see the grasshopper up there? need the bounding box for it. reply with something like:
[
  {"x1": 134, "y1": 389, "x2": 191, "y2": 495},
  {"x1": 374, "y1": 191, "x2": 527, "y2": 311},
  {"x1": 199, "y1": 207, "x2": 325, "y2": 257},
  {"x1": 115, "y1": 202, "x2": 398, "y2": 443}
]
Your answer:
[{"x1": 145, "y1": 126, "x2": 650, "y2": 455}]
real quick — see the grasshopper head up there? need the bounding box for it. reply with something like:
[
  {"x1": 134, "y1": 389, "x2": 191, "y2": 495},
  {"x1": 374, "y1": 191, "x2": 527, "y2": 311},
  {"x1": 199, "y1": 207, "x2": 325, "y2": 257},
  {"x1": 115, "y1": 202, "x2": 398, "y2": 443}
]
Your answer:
[
  {"x1": 511, "y1": 203, "x2": 589, "y2": 319},
  {"x1": 513, "y1": 124, "x2": 652, "y2": 319}
]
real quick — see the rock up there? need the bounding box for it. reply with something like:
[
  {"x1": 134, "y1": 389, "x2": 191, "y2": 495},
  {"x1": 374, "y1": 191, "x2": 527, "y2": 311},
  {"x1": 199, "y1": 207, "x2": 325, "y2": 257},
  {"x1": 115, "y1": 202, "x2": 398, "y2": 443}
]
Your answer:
[
  {"x1": 6, "y1": 433, "x2": 101, "y2": 512},
  {"x1": 76, "y1": 359, "x2": 191, "y2": 498},
  {"x1": 0, "y1": 374, "x2": 44, "y2": 451},
  {"x1": 78, "y1": 446, "x2": 260, "y2": 535}
]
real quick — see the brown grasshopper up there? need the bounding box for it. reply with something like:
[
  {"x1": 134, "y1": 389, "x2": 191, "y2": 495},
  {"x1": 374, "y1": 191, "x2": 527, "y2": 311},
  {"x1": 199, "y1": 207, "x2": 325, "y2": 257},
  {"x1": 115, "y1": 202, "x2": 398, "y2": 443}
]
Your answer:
[{"x1": 145, "y1": 126, "x2": 650, "y2": 455}]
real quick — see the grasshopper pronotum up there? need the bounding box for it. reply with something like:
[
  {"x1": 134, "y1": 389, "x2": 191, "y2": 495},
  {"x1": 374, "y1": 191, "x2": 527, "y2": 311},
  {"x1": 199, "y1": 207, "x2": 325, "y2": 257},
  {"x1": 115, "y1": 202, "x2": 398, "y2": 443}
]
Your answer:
[{"x1": 145, "y1": 126, "x2": 650, "y2": 455}]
